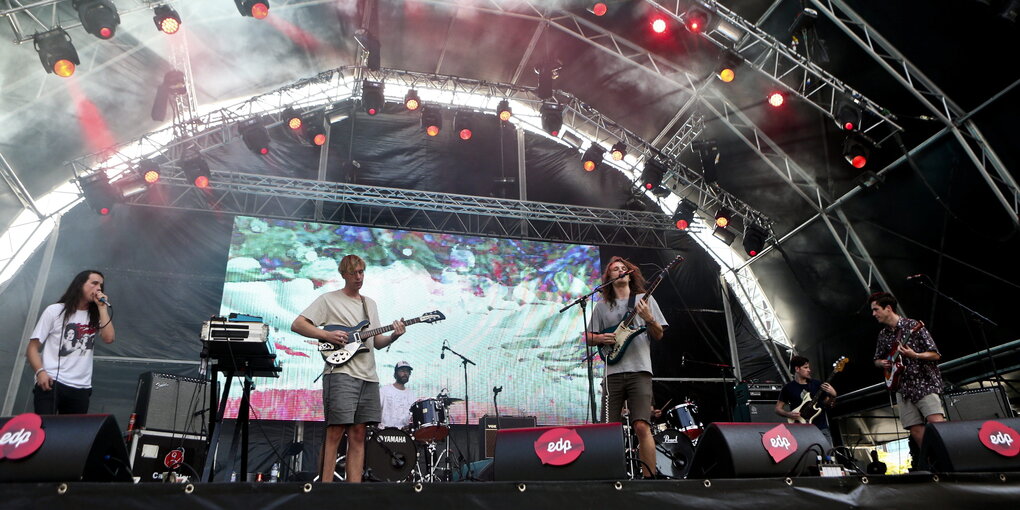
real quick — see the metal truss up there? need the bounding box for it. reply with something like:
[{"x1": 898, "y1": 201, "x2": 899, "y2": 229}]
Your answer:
[
  {"x1": 810, "y1": 0, "x2": 1020, "y2": 228},
  {"x1": 124, "y1": 170, "x2": 675, "y2": 249},
  {"x1": 1, "y1": 0, "x2": 149, "y2": 44},
  {"x1": 647, "y1": 0, "x2": 904, "y2": 145}
]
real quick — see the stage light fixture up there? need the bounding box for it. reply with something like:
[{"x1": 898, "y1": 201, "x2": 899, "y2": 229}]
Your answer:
[
  {"x1": 717, "y1": 51, "x2": 741, "y2": 83},
  {"x1": 455, "y1": 111, "x2": 475, "y2": 141},
  {"x1": 283, "y1": 107, "x2": 302, "y2": 130},
  {"x1": 743, "y1": 222, "x2": 767, "y2": 257},
  {"x1": 651, "y1": 17, "x2": 668, "y2": 33},
  {"x1": 354, "y1": 28, "x2": 381, "y2": 71},
  {"x1": 684, "y1": 8, "x2": 710, "y2": 33},
  {"x1": 181, "y1": 157, "x2": 211, "y2": 188},
  {"x1": 421, "y1": 107, "x2": 442, "y2": 136},
  {"x1": 672, "y1": 199, "x2": 697, "y2": 230},
  {"x1": 151, "y1": 70, "x2": 186, "y2": 122},
  {"x1": 640, "y1": 159, "x2": 666, "y2": 190},
  {"x1": 138, "y1": 159, "x2": 160, "y2": 184},
  {"x1": 240, "y1": 121, "x2": 271, "y2": 155},
  {"x1": 80, "y1": 173, "x2": 120, "y2": 215},
  {"x1": 693, "y1": 140, "x2": 719, "y2": 183},
  {"x1": 843, "y1": 136, "x2": 869, "y2": 168},
  {"x1": 581, "y1": 145, "x2": 605, "y2": 172},
  {"x1": 714, "y1": 208, "x2": 732, "y2": 228},
  {"x1": 303, "y1": 111, "x2": 327, "y2": 146},
  {"x1": 767, "y1": 91, "x2": 785, "y2": 107},
  {"x1": 33, "y1": 28, "x2": 79, "y2": 77},
  {"x1": 535, "y1": 61, "x2": 561, "y2": 100},
  {"x1": 589, "y1": 3, "x2": 608, "y2": 16},
  {"x1": 74, "y1": 0, "x2": 120, "y2": 39},
  {"x1": 153, "y1": 5, "x2": 181, "y2": 35},
  {"x1": 540, "y1": 102, "x2": 563, "y2": 136},
  {"x1": 497, "y1": 99, "x2": 512, "y2": 122},
  {"x1": 651, "y1": 185, "x2": 671, "y2": 198},
  {"x1": 404, "y1": 90, "x2": 421, "y2": 111},
  {"x1": 836, "y1": 99, "x2": 862, "y2": 131},
  {"x1": 235, "y1": 0, "x2": 269, "y2": 19},
  {"x1": 610, "y1": 142, "x2": 627, "y2": 161},
  {"x1": 713, "y1": 225, "x2": 736, "y2": 245},
  {"x1": 362, "y1": 80, "x2": 385, "y2": 115}
]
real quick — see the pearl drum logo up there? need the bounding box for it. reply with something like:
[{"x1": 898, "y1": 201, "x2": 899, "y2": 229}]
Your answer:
[
  {"x1": 761, "y1": 424, "x2": 798, "y2": 463},
  {"x1": 979, "y1": 421, "x2": 1020, "y2": 457},
  {"x1": 534, "y1": 427, "x2": 585, "y2": 466},
  {"x1": 0, "y1": 413, "x2": 46, "y2": 461}
]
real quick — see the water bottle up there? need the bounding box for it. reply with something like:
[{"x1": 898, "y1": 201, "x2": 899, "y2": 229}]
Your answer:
[
  {"x1": 270, "y1": 462, "x2": 280, "y2": 482},
  {"x1": 230, "y1": 471, "x2": 238, "y2": 482}
]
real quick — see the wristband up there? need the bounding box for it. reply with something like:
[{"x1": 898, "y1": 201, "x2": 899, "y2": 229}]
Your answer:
[{"x1": 35, "y1": 368, "x2": 45, "y2": 377}]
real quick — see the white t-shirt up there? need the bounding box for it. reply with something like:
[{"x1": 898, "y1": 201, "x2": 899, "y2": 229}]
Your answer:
[
  {"x1": 30, "y1": 303, "x2": 98, "y2": 389},
  {"x1": 299, "y1": 290, "x2": 382, "y2": 382},
  {"x1": 379, "y1": 383, "x2": 417, "y2": 429}
]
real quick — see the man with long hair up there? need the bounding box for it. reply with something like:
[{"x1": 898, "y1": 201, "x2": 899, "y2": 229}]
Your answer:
[
  {"x1": 25, "y1": 270, "x2": 115, "y2": 414},
  {"x1": 586, "y1": 256, "x2": 668, "y2": 479},
  {"x1": 291, "y1": 254, "x2": 406, "y2": 483}
]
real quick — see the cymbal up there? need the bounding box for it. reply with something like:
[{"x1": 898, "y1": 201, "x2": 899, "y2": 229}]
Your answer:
[{"x1": 441, "y1": 397, "x2": 464, "y2": 405}]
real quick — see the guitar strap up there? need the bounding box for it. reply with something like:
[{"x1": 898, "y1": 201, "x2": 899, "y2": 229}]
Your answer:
[{"x1": 624, "y1": 293, "x2": 637, "y2": 323}]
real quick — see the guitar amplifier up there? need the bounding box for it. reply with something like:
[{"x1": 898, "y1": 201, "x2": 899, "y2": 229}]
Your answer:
[
  {"x1": 746, "y1": 383, "x2": 783, "y2": 401},
  {"x1": 133, "y1": 372, "x2": 208, "y2": 434},
  {"x1": 943, "y1": 386, "x2": 1013, "y2": 421},
  {"x1": 746, "y1": 400, "x2": 786, "y2": 423},
  {"x1": 479, "y1": 415, "x2": 537, "y2": 458}
]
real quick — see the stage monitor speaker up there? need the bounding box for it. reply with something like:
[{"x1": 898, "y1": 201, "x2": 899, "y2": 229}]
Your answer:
[
  {"x1": 128, "y1": 430, "x2": 207, "y2": 482},
  {"x1": 746, "y1": 401, "x2": 785, "y2": 423},
  {"x1": 493, "y1": 423, "x2": 625, "y2": 481},
  {"x1": 922, "y1": 418, "x2": 1020, "y2": 472},
  {"x1": 479, "y1": 415, "x2": 537, "y2": 458},
  {"x1": 943, "y1": 387, "x2": 1013, "y2": 421},
  {"x1": 687, "y1": 422, "x2": 829, "y2": 478},
  {"x1": 133, "y1": 372, "x2": 208, "y2": 434},
  {"x1": 0, "y1": 414, "x2": 132, "y2": 482}
]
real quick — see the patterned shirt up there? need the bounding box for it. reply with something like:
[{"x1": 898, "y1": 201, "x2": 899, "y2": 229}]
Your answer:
[{"x1": 873, "y1": 317, "x2": 943, "y2": 403}]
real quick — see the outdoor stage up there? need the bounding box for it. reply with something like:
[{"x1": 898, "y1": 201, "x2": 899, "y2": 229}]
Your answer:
[{"x1": 2, "y1": 474, "x2": 1019, "y2": 510}]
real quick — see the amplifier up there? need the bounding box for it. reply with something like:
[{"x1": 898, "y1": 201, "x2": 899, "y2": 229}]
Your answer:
[
  {"x1": 746, "y1": 400, "x2": 786, "y2": 423},
  {"x1": 128, "y1": 430, "x2": 207, "y2": 482},
  {"x1": 943, "y1": 386, "x2": 1013, "y2": 421},
  {"x1": 479, "y1": 415, "x2": 537, "y2": 458},
  {"x1": 133, "y1": 372, "x2": 208, "y2": 435},
  {"x1": 746, "y1": 383, "x2": 783, "y2": 400}
]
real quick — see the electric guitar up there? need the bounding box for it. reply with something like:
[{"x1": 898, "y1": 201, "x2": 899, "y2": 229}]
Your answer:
[
  {"x1": 315, "y1": 310, "x2": 446, "y2": 366},
  {"x1": 789, "y1": 356, "x2": 849, "y2": 424},
  {"x1": 884, "y1": 320, "x2": 926, "y2": 391},
  {"x1": 598, "y1": 255, "x2": 683, "y2": 365}
]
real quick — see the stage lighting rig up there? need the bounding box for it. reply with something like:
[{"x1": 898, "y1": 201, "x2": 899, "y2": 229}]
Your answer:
[
  {"x1": 241, "y1": 121, "x2": 271, "y2": 155},
  {"x1": 540, "y1": 102, "x2": 563, "y2": 136},
  {"x1": 80, "y1": 172, "x2": 120, "y2": 215},
  {"x1": 610, "y1": 142, "x2": 627, "y2": 161},
  {"x1": 581, "y1": 145, "x2": 605, "y2": 172},
  {"x1": 672, "y1": 199, "x2": 697, "y2": 230},
  {"x1": 33, "y1": 28, "x2": 79, "y2": 77},
  {"x1": 404, "y1": 90, "x2": 421, "y2": 111},
  {"x1": 742, "y1": 222, "x2": 768, "y2": 257},
  {"x1": 640, "y1": 159, "x2": 666, "y2": 190},
  {"x1": 714, "y1": 207, "x2": 732, "y2": 228},
  {"x1": 836, "y1": 99, "x2": 862, "y2": 132},
  {"x1": 153, "y1": 5, "x2": 181, "y2": 35},
  {"x1": 181, "y1": 157, "x2": 211, "y2": 188},
  {"x1": 534, "y1": 60, "x2": 561, "y2": 100},
  {"x1": 235, "y1": 0, "x2": 269, "y2": 19},
  {"x1": 362, "y1": 80, "x2": 385, "y2": 115},
  {"x1": 74, "y1": 0, "x2": 120, "y2": 39},
  {"x1": 497, "y1": 99, "x2": 512, "y2": 122},
  {"x1": 455, "y1": 111, "x2": 474, "y2": 141},
  {"x1": 843, "y1": 136, "x2": 869, "y2": 168},
  {"x1": 421, "y1": 107, "x2": 442, "y2": 136},
  {"x1": 138, "y1": 159, "x2": 160, "y2": 184}
]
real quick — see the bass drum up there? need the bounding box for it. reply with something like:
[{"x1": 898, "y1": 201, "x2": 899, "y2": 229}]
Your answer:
[
  {"x1": 654, "y1": 428, "x2": 695, "y2": 479},
  {"x1": 364, "y1": 427, "x2": 417, "y2": 482}
]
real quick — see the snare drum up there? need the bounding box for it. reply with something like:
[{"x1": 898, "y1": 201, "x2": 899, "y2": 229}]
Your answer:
[
  {"x1": 410, "y1": 398, "x2": 448, "y2": 442},
  {"x1": 364, "y1": 427, "x2": 417, "y2": 482},
  {"x1": 665, "y1": 402, "x2": 704, "y2": 440}
]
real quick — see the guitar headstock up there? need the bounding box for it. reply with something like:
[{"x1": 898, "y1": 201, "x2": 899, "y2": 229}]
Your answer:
[
  {"x1": 419, "y1": 310, "x2": 446, "y2": 324},
  {"x1": 832, "y1": 356, "x2": 850, "y2": 373}
]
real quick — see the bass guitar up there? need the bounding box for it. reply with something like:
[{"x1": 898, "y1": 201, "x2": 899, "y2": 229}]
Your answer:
[
  {"x1": 884, "y1": 320, "x2": 925, "y2": 391},
  {"x1": 789, "y1": 356, "x2": 849, "y2": 424},
  {"x1": 598, "y1": 255, "x2": 683, "y2": 365},
  {"x1": 315, "y1": 310, "x2": 446, "y2": 366}
]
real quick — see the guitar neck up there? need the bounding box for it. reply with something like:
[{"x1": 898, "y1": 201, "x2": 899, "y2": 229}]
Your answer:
[{"x1": 358, "y1": 317, "x2": 424, "y2": 339}]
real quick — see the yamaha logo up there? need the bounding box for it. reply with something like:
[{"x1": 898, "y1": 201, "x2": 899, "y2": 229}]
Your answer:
[{"x1": 380, "y1": 435, "x2": 407, "y2": 443}]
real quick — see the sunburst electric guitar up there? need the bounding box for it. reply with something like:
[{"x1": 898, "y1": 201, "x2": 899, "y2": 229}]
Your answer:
[
  {"x1": 315, "y1": 310, "x2": 446, "y2": 366},
  {"x1": 598, "y1": 255, "x2": 683, "y2": 365},
  {"x1": 884, "y1": 320, "x2": 925, "y2": 392},
  {"x1": 789, "y1": 356, "x2": 849, "y2": 424}
]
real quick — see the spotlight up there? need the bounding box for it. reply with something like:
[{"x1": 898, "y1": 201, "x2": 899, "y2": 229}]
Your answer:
[
  {"x1": 153, "y1": 5, "x2": 181, "y2": 35},
  {"x1": 235, "y1": 0, "x2": 269, "y2": 19},
  {"x1": 497, "y1": 99, "x2": 512, "y2": 122},
  {"x1": 404, "y1": 90, "x2": 421, "y2": 111},
  {"x1": 303, "y1": 111, "x2": 327, "y2": 146},
  {"x1": 534, "y1": 61, "x2": 561, "y2": 100},
  {"x1": 610, "y1": 142, "x2": 627, "y2": 161},
  {"x1": 114, "y1": 174, "x2": 149, "y2": 199},
  {"x1": 684, "y1": 8, "x2": 710, "y2": 33},
  {"x1": 581, "y1": 145, "x2": 605, "y2": 172},
  {"x1": 589, "y1": 3, "x2": 608, "y2": 16},
  {"x1": 651, "y1": 17, "x2": 668, "y2": 34},
  {"x1": 151, "y1": 70, "x2": 186, "y2": 122},
  {"x1": 767, "y1": 91, "x2": 785, "y2": 107},
  {"x1": 240, "y1": 121, "x2": 271, "y2": 156},
  {"x1": 714, "y1": 208, "x2": 732, "y2": 228},
  {"x1": 33, "y1": 28, "x2": 79, "y2": 78},
  {"x1": 640, "y1": 159, "x2": 666, "y2": 190},
  {"x1": 354, "y1": 29, "x2": 381, "y2": 71},
  {"x1": 540, "y1": 102, "x2": 563, "y2": 136},
  {"x1": 138, "y1": 159, "x2": 160, "y2": 184},
  {"x1": 421, "y1": 107, "x2": 443, "y2": 136},
  {"x1": 455, "y1": 111, "x2": 474, "y2": 141},
  {"x1": 716, "y1": 51, "x2": 741, "y2": 83},
  {"x1": 362, "y1": 80, "x2": 385, "y2": 116},
  {"x1": 74, "y1": 0, "x2": 120, "y2": 40},
  {"x1": 672, "y1": 199, "x2": 697, "y2": 230},
  {"x1": 693, "y1": 140, "x2": 719, "y2": 183},
  {"x1": 651, "y1": 185, "x2": 671, "y2": 198},
  {"x1": 283, "y1": 107, "x2": 302, "y2": 131},
  {"x1": 80, "y1": 173, "x2": 120, "y2": 215},
  {"x1": 181, "y1": 157, "x2": 211, "y2": 188},
  {"x1": 836, "y1": 99, "x2": 862, "y2": 131},
  {"x1": 843, "y1": 136, "x2": 869, "y2": 168},
  {"x1": 743, "y1": 222, "x2": 767, "y2": 257},
  {"x1": 712, "y1": 225, "x2": 737, "y2": 245}
]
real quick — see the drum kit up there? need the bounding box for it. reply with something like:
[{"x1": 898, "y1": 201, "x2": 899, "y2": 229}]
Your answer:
[
  {"x1": 363, "y1": 395, "x2": 462, "y2": 482},
  {"x1": 651, "y1": 401, "x2": 703, "y2": 479}
]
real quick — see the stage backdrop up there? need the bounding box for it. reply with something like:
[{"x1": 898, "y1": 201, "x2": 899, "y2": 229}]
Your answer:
[{"x1": 219, "y1": 216, "x2": 602, "y2": 425}]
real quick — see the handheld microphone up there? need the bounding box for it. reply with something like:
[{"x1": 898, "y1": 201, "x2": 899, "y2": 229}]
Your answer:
[
  {"x1": 440, "y1": 339, "x2": 447, "y2": 359},
  {"x1": 99, "y1": 296, "x2": 112, "y2": 307}
]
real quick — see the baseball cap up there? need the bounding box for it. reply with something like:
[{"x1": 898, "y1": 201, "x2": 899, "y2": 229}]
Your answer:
[{"x1": 395, "y1": 361, "x2": 413, "y2": 371}]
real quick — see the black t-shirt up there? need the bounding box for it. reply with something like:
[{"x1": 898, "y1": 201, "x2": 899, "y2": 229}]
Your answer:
[{"x1": 779, "y1": 379, "x2": 828, "y2": 429}]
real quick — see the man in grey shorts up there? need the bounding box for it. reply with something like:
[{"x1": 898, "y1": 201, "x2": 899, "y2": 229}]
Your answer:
[
  {"x1": 870, "y1": 292, "x2": 945, "y2": 468},
  {"x1": 292, "y1": 254, "x2": 406, "y2": 483},
  {"x1": 586, "y1": 256, "x2": 668, "y2": 479}
]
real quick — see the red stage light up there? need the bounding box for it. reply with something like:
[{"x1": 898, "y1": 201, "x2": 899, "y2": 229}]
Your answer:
[
  {"x1": 592, "y1": 3, "x2": 607, "y2": 16},
  {"x1": 367, "y1": 107, "x2": 378, "y2": 116},
  {"x1": 99, "y1": 27, "x2": 112, "y2": 39},
  {"x1": 844, "y1": 121, "x2": 855, "y2": 131},
  {"x1": 99, "y1": 207, "x2": 110, "y2": 215},
  {"x1": 652, "y1": 18, "x2": 667, "y2": 33},
  {"x1": 850, "y1": 155, "x2": 867, "y2": 168},
  {"x1": 143, "y1": 170, "x2": 160, "y2": 183},
  {"x1": 405, "y1": 98, "x2": 419, "y2": 111},
  {"x1": 459, "y1": 128, "x2": 472, "y2": 140},
  {"x1": 676, "y1": 218, "x2": 690, "y2": 230},
  {"x1": 251, "y1": 3, "x2": 269, "y2": 19},
  {"x1": 718, "y1": 68, "x2": 735, "y2": 83},
  {"x1": 259, "y1": 147, "x2": 269, "y2": 155},
  {"x1": 426, "y1": 125, "x2": 440, "y2": 137},
  {"x1": 54, "y1": 59, "x2": 76, "y2": 77},
  {"x1": 716, "y1": 216, "x2": 729, "y2": 228},
  {"x1": 313, "y1": 133, "x2": 326, "y2": 146},
  {"x1": 288, "y1": 117, "x2": 302, "y2": 130},
  {"x1": 583, "y1": 160, "x2": 597, "y2": 172},
  {"x1": 194, "y1": 175, "x2": 209, "y2": 188},
  {"x1": 768, "y1": 92, "x2": 785, "y2": 107}
]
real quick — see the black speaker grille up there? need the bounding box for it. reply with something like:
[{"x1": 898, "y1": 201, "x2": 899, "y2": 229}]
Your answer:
[{"x1": 133, "y1": 372, "x2": 208, "y2": 434}]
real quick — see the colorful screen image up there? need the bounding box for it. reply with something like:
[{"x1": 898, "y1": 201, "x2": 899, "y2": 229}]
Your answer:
[{"x1": 220, "y1": 217, "x2": 603, "y2": 425}]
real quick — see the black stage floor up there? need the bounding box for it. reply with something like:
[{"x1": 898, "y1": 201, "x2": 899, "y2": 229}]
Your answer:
[{"x1": 2, "y1": 474, "x2": 1019, "y2": 510}]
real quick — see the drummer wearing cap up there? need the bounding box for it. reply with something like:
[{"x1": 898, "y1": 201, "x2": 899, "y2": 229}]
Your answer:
[{"x1": 379, "y1": 361, "x2": 418, "y2": 430}]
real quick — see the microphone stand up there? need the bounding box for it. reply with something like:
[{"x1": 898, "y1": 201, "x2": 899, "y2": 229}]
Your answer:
[
  {"x1": 560, "y1": 271, "x2": 632, "y2": 424},
  {"x1": 442, "y1": 343, "x2": 475, "y2": 465},
  {"x1": 683, "y1": 356, "x2": 736, "y2": 421}
]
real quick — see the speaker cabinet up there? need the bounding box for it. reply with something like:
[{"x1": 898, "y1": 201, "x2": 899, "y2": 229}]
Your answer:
[
  {"x1": 128, "y1": 430, "x2": 207, "y2": 482},
  {"x1": 479, "y1": 415, "x2": 537, "y2": 458},
  {"x1": 746, "y1": 401, "x2": 786, "y2": 423},
  {"x1": 922, "y1": 418, "x2": 1020, "y2": 472},
  {"x1": 493, "y1": 423, "x2": 625, "y2": 481},
  {"x1": 687, "y1": 422, "x2": 829, "y2": 478},
  {"x1": 133, "y1": 372, "x2": 208, "y2": 434},
  {"x1": 943, "y1": 387, "x2": 1013, "y2": 421},
  {"x1": 0, "y1": 414, "x2": 132, "y2": 482}
]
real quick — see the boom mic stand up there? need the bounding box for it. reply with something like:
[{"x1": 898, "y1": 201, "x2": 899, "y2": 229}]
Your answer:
[{"x1": 442, "y1": 342, "x2": 476, "y2": 468}]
